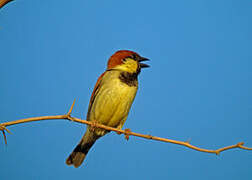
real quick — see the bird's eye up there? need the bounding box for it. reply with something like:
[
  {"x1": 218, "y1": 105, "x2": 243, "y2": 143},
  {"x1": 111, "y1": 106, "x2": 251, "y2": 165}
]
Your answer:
[{"x1": 131, "y1": 54, "x2": 137, "y2": 60}]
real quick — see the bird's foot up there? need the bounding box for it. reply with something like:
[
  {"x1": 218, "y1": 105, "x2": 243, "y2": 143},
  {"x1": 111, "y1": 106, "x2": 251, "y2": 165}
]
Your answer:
[
  {"x1": 116, "y1": 125, "x2": 123, "y2": 135},
  {"x1": 124, "y1": 128, "x2": 131, "y2": 141},
  {"x1": 90, "y1": 120, "x2": 98, "y2": 132},
  {"x1": 116, "y1": 131, "x2": 122, "y2": 135}
]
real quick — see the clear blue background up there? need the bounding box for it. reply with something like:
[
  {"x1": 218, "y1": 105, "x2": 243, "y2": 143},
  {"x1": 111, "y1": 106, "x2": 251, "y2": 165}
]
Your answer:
[{"x1": 0, "y1": 0, "x2": 251, "y2": 179}]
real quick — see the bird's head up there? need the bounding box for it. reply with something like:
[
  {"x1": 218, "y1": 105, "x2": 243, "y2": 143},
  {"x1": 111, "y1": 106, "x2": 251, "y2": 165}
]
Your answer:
[{"x1": 107, "y1": 50, "x2": 149, "y2": 74}]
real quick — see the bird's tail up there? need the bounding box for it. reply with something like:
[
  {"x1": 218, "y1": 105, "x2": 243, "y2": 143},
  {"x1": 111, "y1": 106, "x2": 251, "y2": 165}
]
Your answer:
[{"x1": 66, "y1": 130, "x2": 97, "y2": 168}]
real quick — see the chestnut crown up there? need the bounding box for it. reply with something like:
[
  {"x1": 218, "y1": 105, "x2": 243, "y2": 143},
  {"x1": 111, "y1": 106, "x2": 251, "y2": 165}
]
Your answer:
[{"x1": 107, "y1": 50, "x2": 149, "y2": 73}]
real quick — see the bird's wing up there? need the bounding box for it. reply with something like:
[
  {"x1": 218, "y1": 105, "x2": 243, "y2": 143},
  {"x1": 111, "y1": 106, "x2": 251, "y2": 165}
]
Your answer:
[{"x1": 86, "y1": 71, "x2": 106, "y2": 121}]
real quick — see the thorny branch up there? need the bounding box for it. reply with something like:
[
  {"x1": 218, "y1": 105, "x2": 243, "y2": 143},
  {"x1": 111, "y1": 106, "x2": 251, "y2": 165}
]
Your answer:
[{"x1": 0, "y1": 100, "x2": 252, "y2": 154}]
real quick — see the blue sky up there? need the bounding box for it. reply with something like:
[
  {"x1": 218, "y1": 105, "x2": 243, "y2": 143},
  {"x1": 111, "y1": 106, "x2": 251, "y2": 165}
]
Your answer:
[{"x1": 0, "y1": 0, "x2": 251, "y2": 179}]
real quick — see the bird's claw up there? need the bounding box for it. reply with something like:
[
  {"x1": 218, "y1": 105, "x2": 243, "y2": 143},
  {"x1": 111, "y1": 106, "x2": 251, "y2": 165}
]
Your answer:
[
  {"x1": 116, "y1": 131, "x2": 122, "y2": 135},
  {"x1": 124, "y1": 128, "x2": 131, "y2": 141},
  {"x1": 90, "y1": 120, "x2": 98, "y2": 132}
]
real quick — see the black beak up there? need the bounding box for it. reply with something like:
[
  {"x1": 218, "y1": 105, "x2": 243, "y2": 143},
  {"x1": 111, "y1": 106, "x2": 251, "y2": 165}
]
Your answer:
[{"x1": 139, "y1": 57, "x2": 150, "y2": 68}]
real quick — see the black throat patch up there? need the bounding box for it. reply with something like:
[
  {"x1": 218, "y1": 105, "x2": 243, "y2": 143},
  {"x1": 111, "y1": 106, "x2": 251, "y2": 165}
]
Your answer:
[{"x1": 119, "y1": 72, "x2": 138, "y2": 87}]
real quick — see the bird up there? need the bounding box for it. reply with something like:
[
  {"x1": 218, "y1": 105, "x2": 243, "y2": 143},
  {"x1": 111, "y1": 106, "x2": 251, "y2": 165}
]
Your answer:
[{"x1": 66, "y1": 50, "x2": 149, "y2": 168}]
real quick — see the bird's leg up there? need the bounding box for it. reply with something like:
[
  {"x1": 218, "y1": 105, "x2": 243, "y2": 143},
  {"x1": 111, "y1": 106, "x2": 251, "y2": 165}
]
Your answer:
[
  {"x1": 116, "y1": 117, "x2": 127, "y2": 135},
  {"x1": 124, "y1": 128, "x2": 131, "y2": 141},
  {"x1": 90, "y1": 120, "x2": 99, "y2": 132},
  {"x1": 116, "y1": 124, "x2": 123, "y2": 135}
]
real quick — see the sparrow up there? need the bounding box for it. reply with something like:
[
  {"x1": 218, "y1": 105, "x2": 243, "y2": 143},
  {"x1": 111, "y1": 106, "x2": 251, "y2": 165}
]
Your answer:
[{"x1": 66, "y1": 50, "x2": 149, "y2": 168}]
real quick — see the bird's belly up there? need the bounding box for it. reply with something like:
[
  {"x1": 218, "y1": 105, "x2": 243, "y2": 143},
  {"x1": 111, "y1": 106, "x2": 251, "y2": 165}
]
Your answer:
[{"x1": 88, "y1": 80, "x2": 137, "y2": 129}]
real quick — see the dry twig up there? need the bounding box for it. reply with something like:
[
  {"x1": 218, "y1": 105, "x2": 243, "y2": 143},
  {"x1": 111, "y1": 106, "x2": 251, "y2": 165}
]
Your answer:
[
  {"x1": 0, "y1": 0, "x2": 14, "y2": 9},
  {"x1": 0, "y1": 100, "x2": 251, "y2": 155}
]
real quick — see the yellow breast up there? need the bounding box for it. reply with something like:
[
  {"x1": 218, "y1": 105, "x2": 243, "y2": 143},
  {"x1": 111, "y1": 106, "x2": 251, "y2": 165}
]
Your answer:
[{"x1": 87, "y1": 70, "x2": 138, "y2": 136}]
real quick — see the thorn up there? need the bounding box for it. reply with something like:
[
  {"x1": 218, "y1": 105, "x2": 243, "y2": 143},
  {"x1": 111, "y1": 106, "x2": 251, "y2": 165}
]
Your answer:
[
  {"x1": 147, "y1": 134, "x2": 152, "y2": 139},
  {"x1": 237, "y1": 142, "x2": 244, "y2": 146},
  {"x1": 67, "y1": 99, "x2": 76, "y2": 115},
  {"x1": 4, "y1": 127, "x2": 12, "y2": 134},
  {"x1": 0, "y1": 125, "x2": 12, "y2": 145},
  {"x1": 2, "y1": 131, "x2": 7, "y2": 145},
  {"x1": 215, "y1": 151, "x2": 220, "y2": 155},
  {"x1": 185, "y1": 138, "x2": 191, "y2": 144}
]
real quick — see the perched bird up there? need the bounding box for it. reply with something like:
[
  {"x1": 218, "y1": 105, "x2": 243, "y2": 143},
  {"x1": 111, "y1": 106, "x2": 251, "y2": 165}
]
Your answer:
[{"x1": 66, "y1": 50, "x2": 149, "y2": 168}]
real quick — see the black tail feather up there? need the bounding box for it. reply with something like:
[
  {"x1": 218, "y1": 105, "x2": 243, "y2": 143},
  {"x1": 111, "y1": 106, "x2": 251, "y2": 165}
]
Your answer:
[{"x1": 66, "y1": 140, "x2": 96, "y2": 168}]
